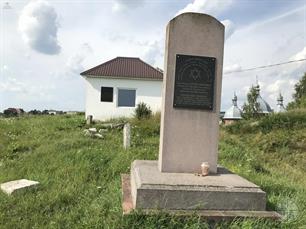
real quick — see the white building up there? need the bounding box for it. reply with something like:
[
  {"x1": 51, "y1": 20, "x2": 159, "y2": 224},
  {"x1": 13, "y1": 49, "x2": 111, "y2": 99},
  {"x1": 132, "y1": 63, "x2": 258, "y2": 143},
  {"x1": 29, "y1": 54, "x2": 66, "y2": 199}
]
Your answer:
[
  {"x1": 47, "y1": 110, "x2": 57, "y2": 115},
  {"x1": 81, "y1": 57, "x2": 163, "y2": 120},
  {"x1": 276, "y1": 93, "x2": 286, "y2": 113},
  {"x1": 223, "y1": 93, "x2": 242, "y2": 125}
]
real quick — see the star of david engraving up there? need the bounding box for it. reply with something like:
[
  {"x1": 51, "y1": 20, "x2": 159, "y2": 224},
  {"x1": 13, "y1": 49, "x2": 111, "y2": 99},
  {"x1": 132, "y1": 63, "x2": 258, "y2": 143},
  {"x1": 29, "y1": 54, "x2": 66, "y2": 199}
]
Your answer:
[{"x1": 189, "y1": 68, "x2": 201, "y2": 81}]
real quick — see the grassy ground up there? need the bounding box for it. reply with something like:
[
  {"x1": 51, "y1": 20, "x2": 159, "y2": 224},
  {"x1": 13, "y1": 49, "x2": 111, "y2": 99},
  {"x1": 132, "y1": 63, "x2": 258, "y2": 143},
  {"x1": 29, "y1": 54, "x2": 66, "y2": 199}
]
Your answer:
[{"x1": 0, "y1": 111, "x2": 305, "y2": 228}]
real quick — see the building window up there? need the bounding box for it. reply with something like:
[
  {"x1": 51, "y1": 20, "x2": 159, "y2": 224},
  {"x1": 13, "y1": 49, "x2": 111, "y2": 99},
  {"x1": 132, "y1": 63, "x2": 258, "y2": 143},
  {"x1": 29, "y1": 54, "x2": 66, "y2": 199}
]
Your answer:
[
  {"x1": 101, "y1": 87, "x2": 113, "y2": 102},
  {"x1": 118, "y1": 89, "x2": 136, "y2": 107}
]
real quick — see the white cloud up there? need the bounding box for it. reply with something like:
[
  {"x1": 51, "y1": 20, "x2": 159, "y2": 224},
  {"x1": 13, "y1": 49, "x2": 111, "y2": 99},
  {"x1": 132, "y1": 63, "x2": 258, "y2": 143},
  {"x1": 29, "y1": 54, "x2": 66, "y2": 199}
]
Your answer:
[
  {"x1": 288, "y1": 46, "x2": 306, "y2": 77},
  {"x1": 175, "y1": 1, "x2": 236, "y2": 40},
  {"x1": 266, "y1": 79, "x2": 297, "y2": 93},
  {"x1": 242, "y1": 86, "x2": 250, "y2": 94},
  {"x1": 221, "y1": 19, "x2": 236, "y2": 40},
  {"x1": 291, "y1": 46, "x2": 306, "y2": 61},
  {"x1": 258, "y1": 80, "x2": 265, "y2": 90},
  {"x1": 1, "y1": 65, "x2": 8, "y2": 72},
  {"x1": 176, "y1": 0, "x2": 233, "y2": 17},
  {"x1": 66, "y1": 43, "x2": 93, "y2": 75},
  {"x1": 266, "y1": 79, "x2": 287, "y2": 94},
  {"x1": 0, "y1": 78, "x2": 27, "y2": 93},
  {"x1": 223, "y1": 63, "x2": 241, "y2": 74},
  {"x1": 112, "y1": 0, "x2": 144, "y2": 12},
  {"x1": 18, "y1": 0, "x2": 61, "y2": 55},
  {"x1": 250, "y1": 6, "x2": 305, "y2": 31},
  {"x1": 266, "y1": 79, "x2": 297, "y2": 102},
  {"x1": 0, "y1": 77, "x2": 55, "y2": 96},
  {"x1": 142, "y1": 40, "x2": 163, "y2": 67}
]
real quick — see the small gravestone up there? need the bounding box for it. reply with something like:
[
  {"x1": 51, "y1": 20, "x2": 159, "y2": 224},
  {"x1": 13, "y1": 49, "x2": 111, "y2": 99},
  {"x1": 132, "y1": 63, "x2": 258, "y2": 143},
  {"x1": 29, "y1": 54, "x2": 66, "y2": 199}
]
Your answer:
[
  {"x1": 86, "y1": 115, "x2": 93, "y2": 125},
  {"x1": 83, "y1": 129, "x2": 91, "y2": 136},
  {"x1": 1, "y1": 179, "x2": 39, "y2": 195},
  {"x1": 123, "y1": 123, "x2": 131, "y2": 149},
  {"x1": 122, "y1": 12, "x2": 281, "y2": 219},
  {"x1": 88, "y1": 128, "x2": 97, "y2": 133},
  {"x1": 99, "y1": 129, "x2": 108, "y2": 134},
  {"x1": 94, "y1": 133, "x2": 103, "y2": 139}
]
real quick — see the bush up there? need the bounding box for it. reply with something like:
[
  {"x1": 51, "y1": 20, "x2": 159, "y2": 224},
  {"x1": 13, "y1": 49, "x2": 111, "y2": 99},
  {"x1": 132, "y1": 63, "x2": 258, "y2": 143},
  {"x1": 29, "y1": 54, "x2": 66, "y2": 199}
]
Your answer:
[
  {"x1": 223, "y1": 119, "x2": 256, "y2": 135},
  {"x1": 42, "y1": 110, "x2": 49, "y2": 115},
  {"x1": 257, "y1": 109, "x2": 306, "y2": 133},
  {"x1": 3, "y1": 108, "x2": 18, "y2": 117},
  {"x1": 134, "y1": 102, "x2": 152, "y2": 120},
  {"x1": 224, "y1": 109, "x2": 306, "y2": 135},
  {"x1": 29, "y1": 109, "x2": 42, "y2": 115}
]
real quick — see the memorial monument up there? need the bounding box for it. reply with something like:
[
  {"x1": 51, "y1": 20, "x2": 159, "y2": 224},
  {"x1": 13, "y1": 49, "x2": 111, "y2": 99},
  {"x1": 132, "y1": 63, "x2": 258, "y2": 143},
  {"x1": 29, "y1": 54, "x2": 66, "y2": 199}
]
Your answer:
[{"x1": 122, "y1": 13, "x2": 280, "y2": 219}]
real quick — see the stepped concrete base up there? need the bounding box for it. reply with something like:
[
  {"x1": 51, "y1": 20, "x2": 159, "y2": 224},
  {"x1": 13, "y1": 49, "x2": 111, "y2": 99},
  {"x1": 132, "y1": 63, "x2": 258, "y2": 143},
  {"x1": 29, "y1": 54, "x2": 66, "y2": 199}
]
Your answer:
[
  {"x1": 121, "y1": 162, "x2": 282, "y2": 219},
  {"x1": 130, "y1": 160, "x2": 267, "y2": 211}
]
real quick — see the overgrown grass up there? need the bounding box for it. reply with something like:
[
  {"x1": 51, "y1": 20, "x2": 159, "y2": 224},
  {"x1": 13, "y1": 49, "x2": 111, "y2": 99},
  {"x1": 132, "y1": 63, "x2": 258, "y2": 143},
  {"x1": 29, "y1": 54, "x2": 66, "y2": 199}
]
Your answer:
[{"x1": 0, "y1": 112, "x2": 305, "y2": 228}]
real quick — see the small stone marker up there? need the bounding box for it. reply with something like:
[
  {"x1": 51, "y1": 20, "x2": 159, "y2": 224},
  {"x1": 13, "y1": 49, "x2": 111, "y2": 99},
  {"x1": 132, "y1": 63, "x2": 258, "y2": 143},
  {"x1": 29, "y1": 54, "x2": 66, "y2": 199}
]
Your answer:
[
  {"x1": 83, "y1": 129, "x2": 91, "y2": 136},
  {"x1": 88, "y1": 128, "x2": 97, "y2": 133},
  {"x1": 1, "y1": 179, "x2": 39, "y2": 195},
  {"x1": 86, "y1": 115, "x2": 93, "y2": 125},
  {"x1": 99, "y1": 129, "x2": 108, "y2": 134},
  {"x1": 123, "y1": 123, "x2": 131, "y2": 149},
  {"x1": 94, "y1": 133, "x2": 104, "y2": 139}
]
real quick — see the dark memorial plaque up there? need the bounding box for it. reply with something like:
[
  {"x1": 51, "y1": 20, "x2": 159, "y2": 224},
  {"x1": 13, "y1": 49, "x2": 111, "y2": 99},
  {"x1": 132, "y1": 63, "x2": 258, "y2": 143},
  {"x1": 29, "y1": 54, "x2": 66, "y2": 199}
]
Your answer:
[{"x1": 173, "y1": 54, "x2": 216, "y2": 110}]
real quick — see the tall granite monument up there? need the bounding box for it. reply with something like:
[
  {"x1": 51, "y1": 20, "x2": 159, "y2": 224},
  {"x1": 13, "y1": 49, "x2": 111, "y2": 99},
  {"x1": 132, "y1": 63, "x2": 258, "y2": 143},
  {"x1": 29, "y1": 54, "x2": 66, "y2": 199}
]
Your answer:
[
  {"x1": 122, "y1": 13, "x2": 280, "y2": 219},
  {"x1": 158, "y1": 13, "x2": 223, "y2": 174}
]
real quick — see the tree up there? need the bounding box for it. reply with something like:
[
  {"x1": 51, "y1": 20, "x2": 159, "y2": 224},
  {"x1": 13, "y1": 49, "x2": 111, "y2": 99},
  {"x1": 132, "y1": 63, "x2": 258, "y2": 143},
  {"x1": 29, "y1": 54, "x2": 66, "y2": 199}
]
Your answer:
[
  {"x1": 287, "y1": 72, "x2": 306, "y2": 110},
  {"x1": 29, "y1": 109, "x2": 41, "y2": 115},
  {"x1": 242, "y1": 85, "x2": 261, "y2": 119},
  {"x1": 3, "y1": 108, "x2": 18, "y2": 117},
  {"x1": 42, "y1": 110, "x2": 49, "y2": 115}
]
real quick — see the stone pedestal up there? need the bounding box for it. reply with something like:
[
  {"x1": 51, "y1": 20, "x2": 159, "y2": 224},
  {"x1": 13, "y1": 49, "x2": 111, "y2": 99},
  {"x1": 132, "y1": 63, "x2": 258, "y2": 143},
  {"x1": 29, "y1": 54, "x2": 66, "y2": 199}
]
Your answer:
[{"x1": 130, "y1": 160, "x2": 266, "y2": 211}]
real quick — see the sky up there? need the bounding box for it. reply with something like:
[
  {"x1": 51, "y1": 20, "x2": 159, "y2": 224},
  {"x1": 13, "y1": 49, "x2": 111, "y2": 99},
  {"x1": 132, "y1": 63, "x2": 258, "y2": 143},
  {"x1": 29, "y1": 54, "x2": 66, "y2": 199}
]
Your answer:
[{"x1": 0, "y1": 0, "x2": 305, "y2": 112}]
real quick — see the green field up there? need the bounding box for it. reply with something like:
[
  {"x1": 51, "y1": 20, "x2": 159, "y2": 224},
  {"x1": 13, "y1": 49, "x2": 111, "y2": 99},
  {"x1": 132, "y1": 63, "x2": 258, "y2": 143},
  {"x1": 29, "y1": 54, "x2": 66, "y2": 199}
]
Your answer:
[{"x1": 0, "y1": 111, "x2": 305, "y2": 228}]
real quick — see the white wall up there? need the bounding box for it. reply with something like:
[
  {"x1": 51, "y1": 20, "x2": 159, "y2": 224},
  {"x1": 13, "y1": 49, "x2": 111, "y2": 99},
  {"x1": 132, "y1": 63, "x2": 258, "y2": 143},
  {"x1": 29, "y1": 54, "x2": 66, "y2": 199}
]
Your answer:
[{"x1": 84, "y1": 77, "x2": 162, "y2": 120}]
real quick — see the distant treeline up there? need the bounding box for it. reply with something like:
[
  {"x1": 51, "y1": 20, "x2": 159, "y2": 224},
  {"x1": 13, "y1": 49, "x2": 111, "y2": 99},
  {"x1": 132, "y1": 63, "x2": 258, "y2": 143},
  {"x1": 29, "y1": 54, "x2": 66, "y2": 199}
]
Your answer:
[{"x1": 1, "y1": 108, "x2": 84, "y2": 117}]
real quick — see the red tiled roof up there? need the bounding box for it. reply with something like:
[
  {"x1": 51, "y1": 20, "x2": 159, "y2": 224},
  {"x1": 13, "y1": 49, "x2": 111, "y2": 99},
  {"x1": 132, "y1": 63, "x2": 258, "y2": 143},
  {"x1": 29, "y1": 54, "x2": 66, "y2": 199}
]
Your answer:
[{"x1": 80, "y1": 57, "x2": 163, "y2": 80}]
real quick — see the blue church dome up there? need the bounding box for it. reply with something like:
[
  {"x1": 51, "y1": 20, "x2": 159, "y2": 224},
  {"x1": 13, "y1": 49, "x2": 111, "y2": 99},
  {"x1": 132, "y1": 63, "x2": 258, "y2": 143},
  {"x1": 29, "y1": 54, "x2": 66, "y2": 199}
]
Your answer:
[
  {"x1": 223, "y1": 93, "x2": 242, "y2": 120},
  {"x1": 255, "y1": 84, "x2": 272, "y2": 114}
]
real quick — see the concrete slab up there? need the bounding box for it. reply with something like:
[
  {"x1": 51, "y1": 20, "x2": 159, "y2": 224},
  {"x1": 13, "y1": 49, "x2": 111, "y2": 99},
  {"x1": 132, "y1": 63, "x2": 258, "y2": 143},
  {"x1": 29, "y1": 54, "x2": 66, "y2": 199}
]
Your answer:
[
  {"x1": 122, "y1": 173, "x2": 282, "y2": 220},
  {"x1": 1, "y1": 179, "x2": 39, "y2": 195},
  {"x1": 131, "y1": 160, "x2": 266, "y2": 211}
]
